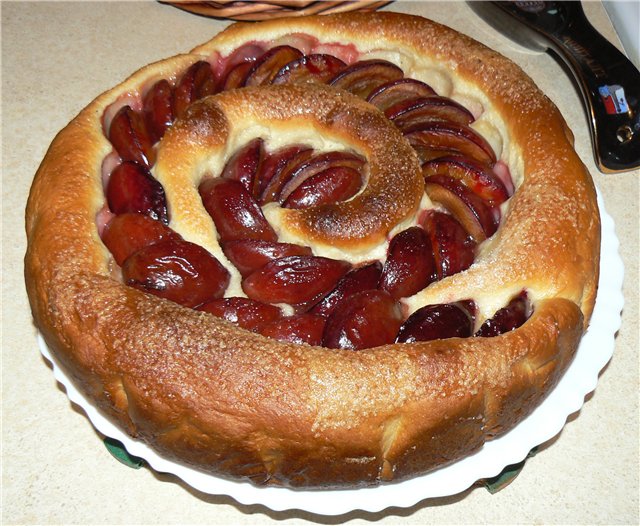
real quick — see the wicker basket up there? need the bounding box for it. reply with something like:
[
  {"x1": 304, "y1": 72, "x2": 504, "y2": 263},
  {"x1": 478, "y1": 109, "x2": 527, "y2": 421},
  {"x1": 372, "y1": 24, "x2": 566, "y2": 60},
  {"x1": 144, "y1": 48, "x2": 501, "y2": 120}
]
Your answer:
[{"x1": 161, "y1": 1, "x2": 392, "y2": 21}]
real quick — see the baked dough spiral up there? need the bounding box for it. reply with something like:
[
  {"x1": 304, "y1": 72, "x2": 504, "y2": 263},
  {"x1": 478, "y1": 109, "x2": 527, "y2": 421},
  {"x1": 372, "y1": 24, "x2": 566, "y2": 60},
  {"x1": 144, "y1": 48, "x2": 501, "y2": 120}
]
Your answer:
[{"x1": 25, "y1": 12, "x2": 600, "y2": 488}]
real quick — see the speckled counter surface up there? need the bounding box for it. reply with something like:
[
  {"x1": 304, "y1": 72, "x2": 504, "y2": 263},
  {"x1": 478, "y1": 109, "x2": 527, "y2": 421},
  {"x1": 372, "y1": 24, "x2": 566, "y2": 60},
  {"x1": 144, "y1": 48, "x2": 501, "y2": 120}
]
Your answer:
[{"x1": 2, "y1": 1, "x2": 638, "y2": 524}]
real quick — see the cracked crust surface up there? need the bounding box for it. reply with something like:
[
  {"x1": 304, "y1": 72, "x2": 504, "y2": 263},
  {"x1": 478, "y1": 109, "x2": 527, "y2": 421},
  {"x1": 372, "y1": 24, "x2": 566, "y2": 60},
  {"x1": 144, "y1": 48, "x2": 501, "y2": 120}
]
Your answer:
[{"x1": 25, "y1": 13, "x2": 599, "y2": 488}]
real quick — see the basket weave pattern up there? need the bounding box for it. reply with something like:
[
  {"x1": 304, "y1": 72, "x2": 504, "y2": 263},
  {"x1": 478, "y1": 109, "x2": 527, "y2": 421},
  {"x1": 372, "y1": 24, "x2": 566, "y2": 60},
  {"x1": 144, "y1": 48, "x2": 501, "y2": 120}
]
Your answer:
[{"x1": 162, "y1": 1, "x2": 391, "y2": 21}]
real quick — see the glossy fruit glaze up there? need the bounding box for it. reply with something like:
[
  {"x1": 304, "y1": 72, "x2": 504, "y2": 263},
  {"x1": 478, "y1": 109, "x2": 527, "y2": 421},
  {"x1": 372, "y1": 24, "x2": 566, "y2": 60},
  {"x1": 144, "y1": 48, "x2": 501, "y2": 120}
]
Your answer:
[{"x1": 98, "y1": 38, "x2": 530, "y2": 350}]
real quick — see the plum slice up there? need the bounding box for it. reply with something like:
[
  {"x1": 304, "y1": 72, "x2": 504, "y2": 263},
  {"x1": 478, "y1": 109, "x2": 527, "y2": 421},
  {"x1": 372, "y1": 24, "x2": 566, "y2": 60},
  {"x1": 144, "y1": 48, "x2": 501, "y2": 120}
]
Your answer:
[
  {"x1": 366, "y1": 78, "x2": 437, "y2": 112},
  {"x1": 108, "y1": 105, "x2": 155, "y2": 168},
  {"x1": 122, "y1": 238, "x2": 230, "y2": 308},
  {"x1": 422, "y1": 210, "x2": 476, "y2": 280},
  {"x1": 106, "y1": 161, "x2": 168, "y2": 224},
  {"x1": 199, "y1": 178, "x2": 277, "y2": 243},
  {"x1": 277, "y1": 151, "x2": 366, "y2": 204},
  {"x1": 172, "y1": 60, "x2": 217, "y2": 118},
  {"x1": 220, "y1": 61, "x2": 254, "y2": 91},
  {"x1": 310, "y1": 262, "x2": 382, "y2": 318},
  {"x1": 260, "y1": 148, "x2": 315, "y2": 205},
  {"x1": 404, "y1": 121, "x2": 497, "y2": 165},
  {"x1": 476, "y1": 291, "x2": 531, "y2": 337},
  {"x1": 255, "y1": 145, "x2": 311, "y2": 202},
  {"x1": 422, "y1": 155, "x2": 510, "y2": 206},
  {"x1": 244, "y1": 46, "x2": 304, "y2": 87},
  {"x1": 258, "y1": 313, "x2": 326, "y2": 346},
  {"x1": 329, "y1": 59, "x2": 404, "y2": 99},
  {"x1": 386, "y1": 96, "x2": 475, "y2": 131},
  {"x1": 379, "y1": 226, "x2": 435, "y2": 299},
  {"x1": 425, "y1": 174, "x2": 500, "y2": 242},
  {"x1": 216, "y1": 42, "x2": 265, "y2": 81},
  {"x1": 395, "y1": 301, "x2": 475, "y2": 343},
  {"x1": 242, "y1": 255, "x2": 351, "y2": 307},
  {"x1": 220, "y1": 137, "x2": 265, "y2": 194},
  {"x1": 322, "y1": 290, "x2": 403, "y2": 350},
  {"x1": 101, "y1": 213, "x2": 180, "y2": 266},
  {"x1": 260, "y1": 149, "x2": 364, "y2": 205},
  {"x1": 221, "y1": 239, "x2": 312, "y2": 277},
  {"x1": 197, "y1": 297, "x2": 282, "y2": 332},
  {"x1": 143, "y1": 79, "x2": 174, "y2": 144},
  {"x1": 271, "y1": 54, "x2": 347, "y2": 85},
  {"x1": 283, "y1": 166, "x2": 363, "y2": 209}
]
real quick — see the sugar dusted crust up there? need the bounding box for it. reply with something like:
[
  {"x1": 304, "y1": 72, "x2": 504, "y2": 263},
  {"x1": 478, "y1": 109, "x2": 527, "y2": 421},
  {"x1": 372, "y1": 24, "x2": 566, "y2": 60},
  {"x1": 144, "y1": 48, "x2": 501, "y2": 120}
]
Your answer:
[
  {"x1": 25, "y1": 13, "x2": 599, "y2": 488},
  {"x1": 155, "y1": 85, "x2": 423, "y2": 260}
]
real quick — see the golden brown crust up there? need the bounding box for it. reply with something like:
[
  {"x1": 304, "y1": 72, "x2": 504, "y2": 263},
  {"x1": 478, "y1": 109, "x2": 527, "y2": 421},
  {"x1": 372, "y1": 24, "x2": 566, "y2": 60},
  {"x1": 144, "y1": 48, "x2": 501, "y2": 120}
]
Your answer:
[
  {"x1": 25, "y1": 12, "x2": 600, "y2": 488},
  {"x1": 154, "y1": 85, "x2": 423, "y2": 255}
]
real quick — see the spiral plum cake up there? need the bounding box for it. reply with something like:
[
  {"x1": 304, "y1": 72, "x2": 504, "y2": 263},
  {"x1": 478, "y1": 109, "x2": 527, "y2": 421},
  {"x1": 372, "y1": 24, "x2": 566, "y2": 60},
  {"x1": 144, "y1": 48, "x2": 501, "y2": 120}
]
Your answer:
[{"x1": 25, "y1": 13, "x2": 600, "y2": 488}]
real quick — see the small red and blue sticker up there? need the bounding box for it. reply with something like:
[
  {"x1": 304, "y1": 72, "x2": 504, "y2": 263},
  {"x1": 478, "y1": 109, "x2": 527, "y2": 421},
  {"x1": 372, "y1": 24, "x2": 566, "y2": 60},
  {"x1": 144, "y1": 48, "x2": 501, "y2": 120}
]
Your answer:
[{"x1": 598, "y1": 84, "x2": 630, "y2": 115}]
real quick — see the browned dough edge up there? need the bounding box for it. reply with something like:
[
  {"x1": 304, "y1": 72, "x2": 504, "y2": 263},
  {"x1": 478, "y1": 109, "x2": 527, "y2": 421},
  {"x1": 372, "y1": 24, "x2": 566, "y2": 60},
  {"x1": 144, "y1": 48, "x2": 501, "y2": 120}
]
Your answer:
[{"x1": 25, "y1": 12, "x2": 600, "y2": 488}]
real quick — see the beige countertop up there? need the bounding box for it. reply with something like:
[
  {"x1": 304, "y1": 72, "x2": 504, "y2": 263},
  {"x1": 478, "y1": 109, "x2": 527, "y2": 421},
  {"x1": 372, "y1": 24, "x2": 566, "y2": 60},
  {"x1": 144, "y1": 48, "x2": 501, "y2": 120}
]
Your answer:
[{"x1": 2, "y1": 1, "x2": 638, "y2": 524}]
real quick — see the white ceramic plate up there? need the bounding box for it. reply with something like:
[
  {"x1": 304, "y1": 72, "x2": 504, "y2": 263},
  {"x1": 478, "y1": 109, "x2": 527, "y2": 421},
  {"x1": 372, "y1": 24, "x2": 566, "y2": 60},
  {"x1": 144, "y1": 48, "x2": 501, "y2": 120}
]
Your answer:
[{"x1": 38, "y1": 192, "x2": 623, "y2": 516}]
